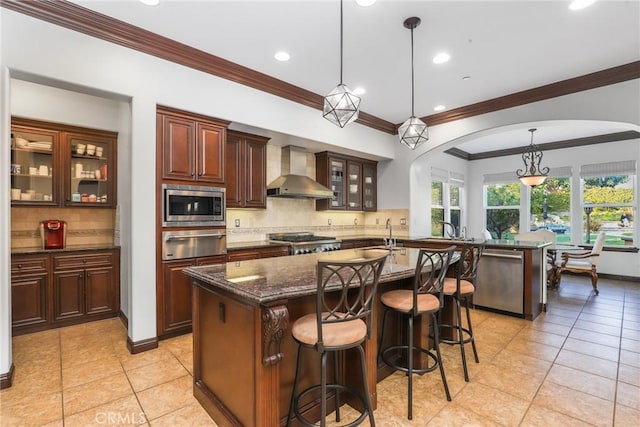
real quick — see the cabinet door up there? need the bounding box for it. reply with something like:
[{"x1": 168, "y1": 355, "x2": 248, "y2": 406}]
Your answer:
[
  {"x1": 362, "y1": 162, "x2": 377, "y2": 211},
  {"x1": 329, "y1": 158, "x2": 346, "y2": 209},
  {"x1": 85, "y1": 266, "x2": 115, "y2": 315},
  {"x1": 161, "y1": 114, "x2": 195, "y2": 181},
  {"x1": 243, "y1": 139, "x2": 267, "y2": 208},
  {"x1": 65, "y1": 132, "x2": 117, "y2": 207},
  {"x1": 160, "y1": 259, "x2": 195, "y2": 336},
  {"x1": 196, "y1": 122, "x2": 225, "y2": 184},
  {"x1": 10, "y1": 124, "x2": 59, "y2": 206},
  {"x1": 346, "y1": 161, "x2": 362, "y2": 210},
  {"x1": 11, "y1": 274, "x2": 48, "y2": 328},
  {"x1": 53, "y1": 270, "x2": 85, "y2": 321},
  {"x1": 225, "y1": 134, "x2": 243, "y2": 208}
]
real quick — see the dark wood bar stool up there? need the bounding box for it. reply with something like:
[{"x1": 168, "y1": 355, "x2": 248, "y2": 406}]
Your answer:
[
  {"x1": 286, "y1": 254, "x2": 387, "y2": 427},
  {"x1": 378, "y1": 246, "x2": 456, "y2": 420},
  {"x1": 439, "y1": 242, "x2": 485, "y2": 382}
]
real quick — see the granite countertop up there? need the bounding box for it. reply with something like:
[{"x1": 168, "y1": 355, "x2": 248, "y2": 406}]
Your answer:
[
  {"x1": 12, "y1": 244, "x2": 121, "y2": 255},
  {"x1": 184, "y1": 247, "x2": 430, "y2": 305},
  {"x1": 406, "y1": 237, "x2": 551, "y2": 249},
  {"x1": 226, "y1": 241, "x2": 290, "y2": 251}
]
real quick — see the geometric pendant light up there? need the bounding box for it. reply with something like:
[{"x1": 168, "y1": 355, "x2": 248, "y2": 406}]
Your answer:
[
  {"x1": 323, "y1": 0, "x2": 361, "y2": 127},
  {"x1": 398, "y1": 16, "x2": 428, "y2": 150},
  {"x1": 516, "y1": 128, "x2": 549, "y2": 187}
]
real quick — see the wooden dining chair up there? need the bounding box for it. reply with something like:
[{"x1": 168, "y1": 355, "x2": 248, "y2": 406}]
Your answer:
[{"x1": 557, "y1": 231, "x2": 606, "y2": 295}]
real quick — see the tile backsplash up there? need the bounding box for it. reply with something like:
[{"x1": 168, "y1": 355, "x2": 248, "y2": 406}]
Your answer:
[
  {"x1": 11, "y1": 207, "x2": 115, "y2": 249},
  {"x1": 226, "y1": 198, "x2": 409, "y2": 243}
]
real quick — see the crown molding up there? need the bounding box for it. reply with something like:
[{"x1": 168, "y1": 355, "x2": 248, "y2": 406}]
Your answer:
[
  {"x1": 2, "y1": 0, "x2": 638, "y2": 136},
  {"x1": 445, "y1": 130, "x2": 640, "y2": 161}
]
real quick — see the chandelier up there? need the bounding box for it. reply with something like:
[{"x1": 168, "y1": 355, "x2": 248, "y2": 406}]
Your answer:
[
  {"x1": 516, "y1": 128, "x2": 549, "y2": 187},
  {"x1": 323, "y1": 0, "x2": 361, "y2": 128},
  {"x1": 398, "y1": 17, "x2": 428, "y2": 150}
]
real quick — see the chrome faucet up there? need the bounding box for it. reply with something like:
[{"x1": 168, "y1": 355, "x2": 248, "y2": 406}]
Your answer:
[
  {"x1": 439, "y1": 221, "x2": 457, "y2": 239},
  {"x1": 384, "y1": 218, "x2": 396, "y2": 249}
]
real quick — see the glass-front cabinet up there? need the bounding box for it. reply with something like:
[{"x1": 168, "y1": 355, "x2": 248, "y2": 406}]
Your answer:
[
  {"x1": 11, "y1": 125, "x2": 59, "y2": 206},
  {"x1": 316, "y1": 151, "x2": 377, "y2": 211},
  {"x1": 329, "y1": 158, "x2": 346, "y2": 209},
  {"x1": 10, "y1": 117, "x2": 117, "y2": 208},
  {"x1": 362, "y1": 162, "x2": 376, "y2": 212},
  {"x1": 67, "y1": 133, "x2": 114, "y2": 206},
  {"x1": 346, "y1": 161, "x2": 362, "y2": 210}
]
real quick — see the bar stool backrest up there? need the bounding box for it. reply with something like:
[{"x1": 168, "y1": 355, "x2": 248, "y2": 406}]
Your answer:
[
  {"x1": 413, "y1": 246, "x2": 456, "y2": 315},
  {"x1": 315, "y1": 254, "x2": 387, "y2": 351},
  {"x1": 457, "y1": 242, "x2": 485, "y2": 286}
]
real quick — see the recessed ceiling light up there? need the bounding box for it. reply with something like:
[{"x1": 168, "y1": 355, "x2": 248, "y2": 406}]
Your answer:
[
  {"x1": 569, "y1": 0, "x2": 596, "y2": 10},
  {"x1": 434, "y1": 105, "x2": 446, "y2": 112},
  {"x1": 353, "y1": 87, "x2": 366, "y2": 95},
  {"x1": 274, "y1": 51, "x2": 290, "y2": 62},
  {"x1": 139, "y1": 0, "x2": 159, "y2": 5},
  {"x1": 462, "y1": 76, "x2": 472, "y2": 81},
  {"x1": 356, "y1": 0, "x2": 376, "y2": 6},
  {"x1": 433, "y1": 52, "x2": 450, "y2": 64}
]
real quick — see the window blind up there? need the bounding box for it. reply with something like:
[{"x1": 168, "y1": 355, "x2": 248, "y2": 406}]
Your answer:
[
  {"x1": 431, "y1": 167, "x2": 448, "y2": 182},
  {"x1": 450, "y1": 172, "x2": 465, "y2": 186},
  {"x1": 483, "y1": 171, "x2": 518, "y2": 184},
  {"x1": 548, "y1": 166, "x2": 573, "y2": 178},
  {"x1": 580, "y1": 160, "x2": 636, "y2": 178}
]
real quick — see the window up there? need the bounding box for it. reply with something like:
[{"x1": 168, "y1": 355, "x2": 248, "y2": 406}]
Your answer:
[
  {"x1": 581, "y1": 160, "x2": 636, "y2": 246},
  {"x1": 431, "y1": 168, "x2": 464, "y2": 237},
  {"x1": 530, "y1": 167, "x2": 572, "y2": 243},
  {"x1": 484, "y1": 172, "x2": 520, "y2": 239}
]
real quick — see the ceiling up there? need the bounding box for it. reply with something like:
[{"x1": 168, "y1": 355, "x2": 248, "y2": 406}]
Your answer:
[{"x1": 67, "y1": 0, "x2": 640, "y2": 154}]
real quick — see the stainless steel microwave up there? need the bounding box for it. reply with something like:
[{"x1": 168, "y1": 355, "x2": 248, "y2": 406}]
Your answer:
[{"x1": 162, "y1": 184, "x2": 225, "y2": 227}]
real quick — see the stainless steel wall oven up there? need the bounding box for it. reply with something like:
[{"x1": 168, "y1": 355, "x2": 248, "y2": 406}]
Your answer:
[{"x1": 162, "y1": 184, "x2": 225, "y2": 227}]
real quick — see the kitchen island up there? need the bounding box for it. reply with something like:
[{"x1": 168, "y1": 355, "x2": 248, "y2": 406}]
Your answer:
[{"x1": 184, "y1": 246, "x2": 444, "y2": 427}]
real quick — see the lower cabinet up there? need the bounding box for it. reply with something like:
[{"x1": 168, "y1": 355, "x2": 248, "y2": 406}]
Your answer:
[
  {"x1": 11, "y1": 248, "x2": 120, "y2": 336},
  {"x1": 11, "y1": 255, "x2": 49, "y2": 330},
  {"x1": 226, "y1": 245, "x2": 289, "y2": 262},
  {"x1": 158, "y1": 255, "x2": 226, "y2": 338}
]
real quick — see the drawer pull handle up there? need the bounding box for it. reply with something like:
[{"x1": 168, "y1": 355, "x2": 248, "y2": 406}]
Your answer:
[
  {"x1": 83, "y1": 259, "x2": 87, "y2": 264},
  {"x1": 17, "y1": 264, "x2": 22, "y2": 269}
]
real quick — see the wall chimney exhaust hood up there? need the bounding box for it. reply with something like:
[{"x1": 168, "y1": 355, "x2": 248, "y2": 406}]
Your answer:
[{"x1": 266, "y1": 146, "x2": 333, "y2": 199}]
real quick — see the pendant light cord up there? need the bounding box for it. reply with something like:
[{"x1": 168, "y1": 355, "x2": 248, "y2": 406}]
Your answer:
[
  {"x1": 410, "y1": 26, "x2": 415, "y2": 117},
  {"x1": 339, "y1": 0, "x2": 344, "y2": 84}
]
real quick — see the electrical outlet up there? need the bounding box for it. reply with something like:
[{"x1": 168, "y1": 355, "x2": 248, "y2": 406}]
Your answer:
[
  {"x1": 234, "y1": 219, "x2": 240, "y2": 227},
  {"x1": 328, "y1": 219, "x2": 332, "y2": 226},
  {"x1": 376, "y1": 218, "x2": 379, "y2": 225},
  {"x1": 354, "y1": 218, "x2": 358, "y2": 226},
  {"x1": 400, "y1": 218, "x2": 406, "y2": 225}
]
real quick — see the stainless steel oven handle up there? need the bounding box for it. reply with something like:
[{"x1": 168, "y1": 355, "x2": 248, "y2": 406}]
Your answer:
[{"x1": 164, "y1": 234, "x2": 225, "y2": 241}]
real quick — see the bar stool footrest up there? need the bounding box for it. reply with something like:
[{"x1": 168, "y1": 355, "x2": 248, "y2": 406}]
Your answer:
[
  {"x1": 380, "y1": 345, "x2": 441, "y2": 375},
  {"x1": 293, "y1": 383, "x2": 370, "y2": 427},
  {"x1": 438, "y1": 323, "x2": 474, "y2": 345}
]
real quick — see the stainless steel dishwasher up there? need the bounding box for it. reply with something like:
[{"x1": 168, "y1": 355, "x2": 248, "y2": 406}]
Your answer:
[{"x1": 474, "y1": 249, "x2": 524, "y2": 317}]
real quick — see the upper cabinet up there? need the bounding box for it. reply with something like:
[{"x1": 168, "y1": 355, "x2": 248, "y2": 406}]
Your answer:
[
  {"x1": 10, "y1": 117, "x2": 117, "y2": 208},
  {"x1": 226, "y1": 130, "x2": 269, "y2": 209},
  {"x1": 315, "y1": 151, "x2": 377, "y2": 212},
  {"x1": 158, "y1": 106, "x2": 229, "y2": 185}
]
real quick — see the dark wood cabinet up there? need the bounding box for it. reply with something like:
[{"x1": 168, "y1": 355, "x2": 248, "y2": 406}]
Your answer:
[
  {"x1": 340, "y1": 239, "x2": 379, "y2": 250},
  {"x1": 11, "y1": 249, "x2": 120, "y2": 335},
  {"x1": 158, "y1": 255, "x2": 226, "y2": 338},
  {"x1": 227, "y1": 245, "x2": 289, "y2": 262},
  {"x1": 11, "y1": 255, "x2": 49, "y2": 329},
  {"x1": 10, "y1": 117, "x2": 117, "y2": 208},
  {"x1": 158, "y1": 107, "x2": 228, "y2": 185},
  {"x1": 315, "y1": 151, "x2": 377, "y2": 211},
  {"x1": 226, "y1": 130, "x2": 269, "y2": 208}
]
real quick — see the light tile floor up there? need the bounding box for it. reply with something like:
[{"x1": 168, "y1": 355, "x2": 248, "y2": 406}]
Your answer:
[{"x1": 1, "y1": 275, "x2": 638, "y2": 426}]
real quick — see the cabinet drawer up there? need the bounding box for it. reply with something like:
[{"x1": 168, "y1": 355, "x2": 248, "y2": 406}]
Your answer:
[
  {"x1": 12, "y1": 256, "x2": 49, "y2": 274},
  {"x1": 54, "y1": 252, "x2": 113, "y2": 270}
]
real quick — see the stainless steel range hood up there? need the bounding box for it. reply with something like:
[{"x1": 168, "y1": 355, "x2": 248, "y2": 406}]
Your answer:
[{"x1": 266, "y1": 146, "x2": 333, "y2": 199}]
